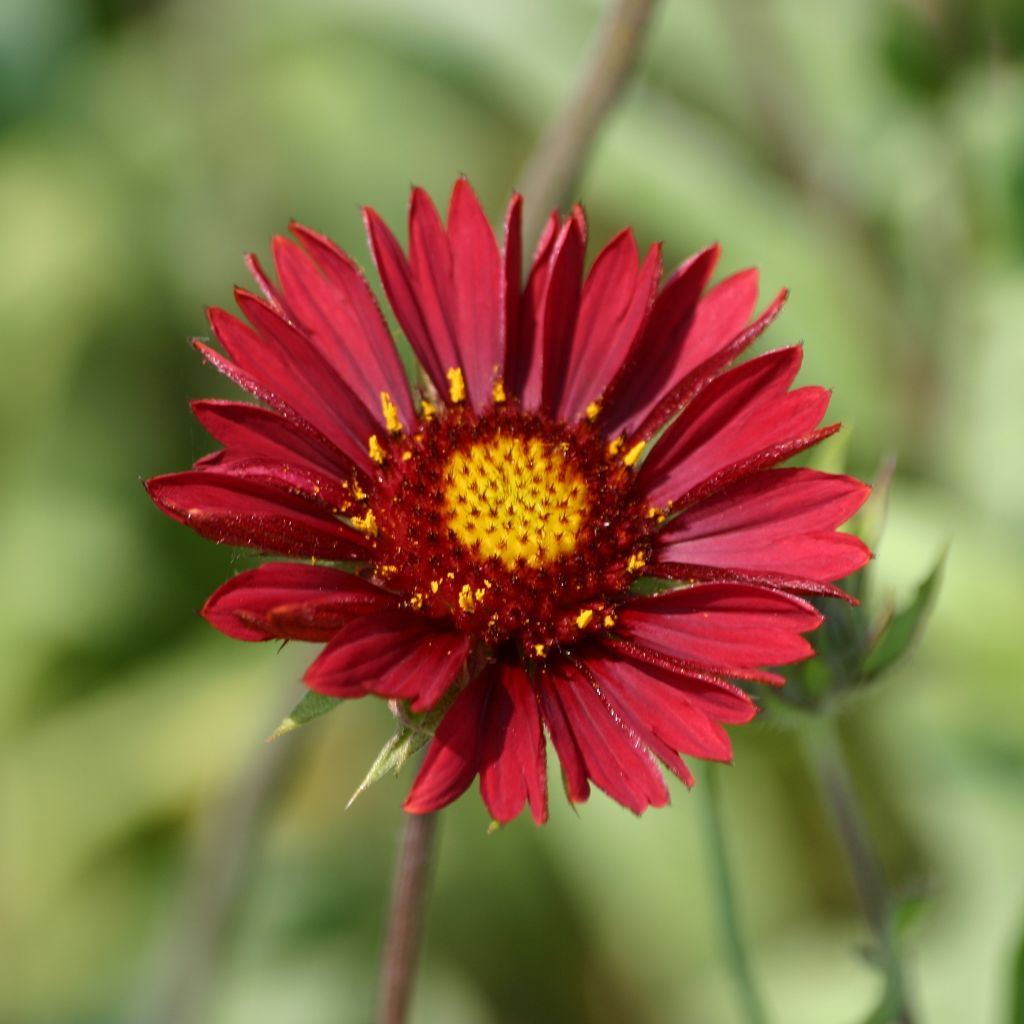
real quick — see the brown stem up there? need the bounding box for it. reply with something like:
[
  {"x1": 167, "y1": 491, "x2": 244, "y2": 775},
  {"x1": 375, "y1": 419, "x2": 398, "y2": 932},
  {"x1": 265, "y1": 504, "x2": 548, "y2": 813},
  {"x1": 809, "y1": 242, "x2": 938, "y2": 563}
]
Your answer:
[
  {"x1": 376, "y1": 811, "x2": 440, "y2": 1024},
  {"x1": 517, "y1": 0, "x2": 662, "y2": 243}
]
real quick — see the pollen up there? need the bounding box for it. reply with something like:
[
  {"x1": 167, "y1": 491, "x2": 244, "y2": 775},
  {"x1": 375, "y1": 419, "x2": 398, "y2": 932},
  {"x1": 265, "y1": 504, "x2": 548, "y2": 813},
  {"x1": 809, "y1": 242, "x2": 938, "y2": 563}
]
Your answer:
[
  {"x1": 380, "y1": 392, "x2": 402, "y2": 434},
  {"x1": 627, "y1": 551, "x2": 647, "y2": 573},
  {"x1": 368, "y1": 434, "x2": 386, "y2": 464},
  {"x1": 420, "y1": 399, "x2": 436, "y2": 420},
  {"x1": 576, "y1": 608, "x2": 594, "y2": 629},
  {"x1": 585, "y1": 400, "x2": 601, "y2": 421},
  {"x1": 351, "y1": 509, "x2": 378, "y2": 536},
  {"x1": 444, "y1": 433, "x2": 588, "y2": 570},
  {"x1": 447, "y1": 367, "x2": 466, "y2": 404},
  {"x1": 492, "y1": 380, "x2": 506, "y2": 403},
  {"x1": 622, "y1": 440, "x2": 646, "y2": 467}
]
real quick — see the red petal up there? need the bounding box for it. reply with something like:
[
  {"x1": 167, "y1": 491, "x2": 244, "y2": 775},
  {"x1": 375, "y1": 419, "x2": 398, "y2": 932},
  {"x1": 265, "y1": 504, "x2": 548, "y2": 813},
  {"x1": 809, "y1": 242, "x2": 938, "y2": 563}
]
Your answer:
[
  {"x1": 639, "y1": 346, "x2": 831, "y2": 508},
  {"x1": 537, "y1": 216, "x2": 586, "y2": 413},
  {"x1": 145, "y1": 470, "x2": 369, "y2": 560},
  {"x1": 633, "y1": 288, "x2": 788, "y2": 440},
  {"x1": 191, "y1": 399, "x2": 357, "y2": 479},
  {"x1": 618, "y1": 582, "x2": 823, "y2": 671},
  {"x1": 506, "y1": 210, "x2": 561, "y2": 404},
  {"x1": 500, "y1": 193, "x2": 523, "y2": 390},
  {"x1": 599, "y1": 245, "x2": 720, "y2": 435},
  {"x1": 447, "y1": 178, "x2": 503, "y2": 409},
  {"x1": 658, "y1": 468, "x2": 872, "y2": 584},
  {"x1": 363, "y1": 204, "x2": 450, "y2": 400},
  {"x1": 554, "y1": 233, "x2": 662, "y2": 421},
  {"x1": 583, "y1": 649, "x2": 735, "y2": 762},
  {"x1": 273, "y1": 230, "x2": 415, "y2": 427},
  {"x1": 234, "y1": 290, "x2": 382, "y2": 443},
  {"x1": 208, "y1": 302, "x2": 378, "y2": 472},
  {"x1": 202, "y1": 563, "x2": 398, "y2": 641},
  {"x1": 193, "y1": 449, "x2": 353, "y2": 512},
  {"x1": 191, "y1": 341, "x2": 367, "y2": 474},
  {"x1": 544, "y1": 660, "x2": 669, "y2": 814},
  {"x1": 304, "y1": 611, "x2": 469, "y2": 710},
  {"x1": 404, "y1": 671, "x2": 492, "y2": 814},
  {"x1": 536, "y1": 666, "x2": 590, "y2": 803},
  {"x1": 479, "y1": 663, "x2": 548, "y2": 824}
]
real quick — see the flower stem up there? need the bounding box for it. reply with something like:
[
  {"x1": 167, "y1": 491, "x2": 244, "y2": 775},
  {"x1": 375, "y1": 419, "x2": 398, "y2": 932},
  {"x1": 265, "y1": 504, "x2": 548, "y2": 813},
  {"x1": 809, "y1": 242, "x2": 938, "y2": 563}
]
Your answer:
[
  {"x1": 376, "y1": 810, "x2": 440, "y2": 1024},
  {"x1": 699, "y1": 765, "x2": 771, "y2": 1024},
  {"x1": 803, "y1": 720, "x2": 915, "y2": 1024},
  {"x1": 517, "y1": 0, "x2": 662, "y2": 243}
]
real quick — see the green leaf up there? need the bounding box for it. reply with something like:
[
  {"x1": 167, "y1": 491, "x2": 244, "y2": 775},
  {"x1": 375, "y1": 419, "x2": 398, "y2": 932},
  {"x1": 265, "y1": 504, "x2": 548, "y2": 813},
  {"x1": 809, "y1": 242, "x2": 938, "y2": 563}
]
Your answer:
[
  {"x1": 863, "y1": 552, "x2": 945, "y2": 679},
  {"x1": 267, "y1": 690, "x2": 343, "y2": 741}
]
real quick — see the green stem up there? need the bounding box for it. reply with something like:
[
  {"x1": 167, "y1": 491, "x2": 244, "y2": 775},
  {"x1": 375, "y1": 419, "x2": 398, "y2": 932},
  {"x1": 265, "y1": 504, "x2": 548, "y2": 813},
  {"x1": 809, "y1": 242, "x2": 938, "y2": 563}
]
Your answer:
[
  {"x1": 699, "y1": 765, "x2": 771, "y2": 1024},
  {"x1": 803, "y1": 720, "x2": 914, "y2": 1024}
]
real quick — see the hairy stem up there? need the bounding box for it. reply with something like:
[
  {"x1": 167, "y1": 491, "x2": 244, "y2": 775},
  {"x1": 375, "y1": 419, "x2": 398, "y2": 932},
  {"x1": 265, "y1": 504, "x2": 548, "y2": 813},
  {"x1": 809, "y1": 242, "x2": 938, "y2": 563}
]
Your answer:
[
  {"x1": 699, "y1": 765, "x2": 771, "y2": 1024},
  {"x1": 376, "y1": 811, "x2": 440, "y2": 1024},
  {"x1": 804, "y1": 721, "x2": 915, "y2": 1024},
  {"x1": 517, "y1": 0, "x2": 662, "y2": 243}
]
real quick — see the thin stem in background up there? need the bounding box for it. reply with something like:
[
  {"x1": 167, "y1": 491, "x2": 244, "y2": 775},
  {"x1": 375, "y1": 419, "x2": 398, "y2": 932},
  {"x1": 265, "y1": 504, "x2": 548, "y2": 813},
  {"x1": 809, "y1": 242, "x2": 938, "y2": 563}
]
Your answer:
[
  {"x1": 516, "y1": 0, "x2": 662, "y2": 244},
  {"x1": 804, "y1": 720, "x2": 915, "y2": 1024},
  {"x1": 376, "y1": 812, "x2": 440, "y2": 1024},
  {"x1": 143, "y1": 693, "x2": 301, "y2": 1024},
  {"x1": 699, "y1": 765, "x2": 771, "y2": 1024}
]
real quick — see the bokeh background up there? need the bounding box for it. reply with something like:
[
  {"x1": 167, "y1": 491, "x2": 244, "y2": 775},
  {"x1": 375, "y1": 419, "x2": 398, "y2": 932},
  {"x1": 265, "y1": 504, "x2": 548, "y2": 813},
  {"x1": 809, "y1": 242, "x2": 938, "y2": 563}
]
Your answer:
[{"x1": 2, "y1": 0, "x2": 1024, "y2": 1021}]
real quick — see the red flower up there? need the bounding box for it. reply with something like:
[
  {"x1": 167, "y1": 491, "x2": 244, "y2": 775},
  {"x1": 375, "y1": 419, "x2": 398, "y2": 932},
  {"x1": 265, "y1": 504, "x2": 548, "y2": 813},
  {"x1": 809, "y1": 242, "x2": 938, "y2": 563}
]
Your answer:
[{"x1": 147, "y1": 180, "x2": 870, "y2": 824}]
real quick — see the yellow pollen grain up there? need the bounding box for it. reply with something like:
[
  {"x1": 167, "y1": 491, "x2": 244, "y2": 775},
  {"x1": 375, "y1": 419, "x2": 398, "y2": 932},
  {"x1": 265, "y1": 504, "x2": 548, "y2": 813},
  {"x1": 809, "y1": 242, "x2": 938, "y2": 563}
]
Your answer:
[
  {"x1": 351, "y1": 509, "x2": 378, "y2": 536},
  {"x1": 492, "y1": 380, "x2": 506, "y2": 403},
  {"x1": 585, "y1": 400, "x2": 601, "y2": 421},
  {"x1": 420, "y1": 400, "x2": 436, "y2": 420},
  {"x1": 603, "y1": 613, "x2": 617, "y2": 628},
  {"x1": 627, "y1": 551, "x2": 647, "y2": 573},
  {"x1": 576, "y1": 609, "x2": 594, "y2": 629},
  {"x1": 447, "y1": 367, "x2": 466, "y2": 404},
  {"x1": 410, "y1": 593, "x2": 424, "y2": 610},
  {"x1": 607, "y1": 437, "x2": 624, "y2": 456},
  {"x1": 380, "y1": 392, "x2": 402, "y2": 434},
  {"x1": 458, "y1": 584, "x2": 476, "y2": 612},
  {"x1": 534, "y1": 643, "x2": 547, "y2": 657},
  {"x1": 430, "y1": 580, "x2": 441, "y2": 594},
  {"x1": 443, "y1": 433, "x2": 588, "y2": 570},
  {"x1": 368, "y1": 434, "x2": 386, "y2": 464},
  {"x1": 623, "y1": 440, "x2": 646, "y2": 467},
  {"x1": 401, "y1": 451, "x2": 413, "y2": 461}
]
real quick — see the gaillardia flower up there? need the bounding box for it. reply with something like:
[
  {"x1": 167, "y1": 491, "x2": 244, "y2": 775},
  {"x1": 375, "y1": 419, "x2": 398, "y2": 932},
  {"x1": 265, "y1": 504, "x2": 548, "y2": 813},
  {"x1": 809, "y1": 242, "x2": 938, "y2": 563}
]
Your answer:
[{"x1": 147, "y1": 180, "x2": 870, "y2": 824}]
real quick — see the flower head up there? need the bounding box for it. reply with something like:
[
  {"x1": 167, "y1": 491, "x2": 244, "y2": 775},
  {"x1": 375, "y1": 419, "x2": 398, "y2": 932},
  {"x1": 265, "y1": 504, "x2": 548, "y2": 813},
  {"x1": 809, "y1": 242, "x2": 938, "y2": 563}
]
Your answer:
[{"x1": 147, "y1": 179, "x2": 871, "y2": 823}]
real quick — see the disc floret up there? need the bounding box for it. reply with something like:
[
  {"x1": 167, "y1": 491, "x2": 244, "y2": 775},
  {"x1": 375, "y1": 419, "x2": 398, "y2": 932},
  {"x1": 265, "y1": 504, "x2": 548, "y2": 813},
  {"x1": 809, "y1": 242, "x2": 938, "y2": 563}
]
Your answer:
[{"x1": 365, "y1": 390, "x2": 655, "y2": 656}]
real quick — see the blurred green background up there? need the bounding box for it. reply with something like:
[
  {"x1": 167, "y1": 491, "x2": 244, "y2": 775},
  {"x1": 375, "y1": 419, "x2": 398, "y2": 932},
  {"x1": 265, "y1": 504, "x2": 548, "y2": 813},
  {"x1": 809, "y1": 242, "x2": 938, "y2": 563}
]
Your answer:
[{"x1": 2, "y1": 0, "x2": 1023, "y2": 1021}]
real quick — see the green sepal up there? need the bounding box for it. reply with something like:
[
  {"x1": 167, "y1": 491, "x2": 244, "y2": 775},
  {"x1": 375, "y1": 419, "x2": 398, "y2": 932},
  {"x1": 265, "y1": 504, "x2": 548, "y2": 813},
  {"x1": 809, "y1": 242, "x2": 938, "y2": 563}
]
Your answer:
[
  {"x1": 267, "y1": 690, "x2": 343, "y2": 741},
  {"x1": 346, "y1": 693, "x2": 455, "y2": 808},
  {"x1": 863, "y1": 552, "x2": 945, "y2": 680}
]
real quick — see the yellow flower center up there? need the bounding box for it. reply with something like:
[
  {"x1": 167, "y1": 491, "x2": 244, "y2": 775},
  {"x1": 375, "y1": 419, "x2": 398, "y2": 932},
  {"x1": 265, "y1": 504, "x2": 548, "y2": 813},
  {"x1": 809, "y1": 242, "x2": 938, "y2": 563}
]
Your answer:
[{"x1": 443, "y1": 434, "x2": 588, "y2": 569}]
